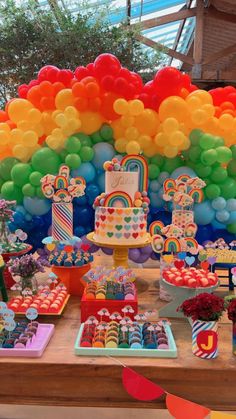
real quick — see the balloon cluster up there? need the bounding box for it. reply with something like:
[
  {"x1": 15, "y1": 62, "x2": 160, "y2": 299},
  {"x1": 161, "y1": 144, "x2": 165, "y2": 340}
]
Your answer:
[{"x1": 1, "y1": 53, "x2": 236, "y2": 256}]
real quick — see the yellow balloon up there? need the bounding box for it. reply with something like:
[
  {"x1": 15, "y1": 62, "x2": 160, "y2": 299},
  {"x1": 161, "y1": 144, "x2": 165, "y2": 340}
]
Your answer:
[
  {"x1": 144, "y1": 145, "x2": 158, "y2": 157},
  {"x1": 164, "y1": 145, "x2": 178, "y2": 158},
  {"x1": 55, "y1": 113, "x2": 67, "y2": 127},
  {"x1": 64, "y1": 106, "x2": 78, "y2": 119},
  {"x1": 0, "y1": 130, "x2": 10, "y2": 145},
  {"x1": 129, "y1": 99, "x2": 144, "y2": 116},
  {"x1": 134, "y1": 109, "x2": 159, "y2": 136},
  {"x1": 187, "y1": 89, "x2": 213, "y2": 105},
  {"x1": 0, "y1": 123, "x2": 10, "y2": 133},
  {"x1": 27, "y1": 108, "x2": 42, "y2": 124},
  {"x1": 42, "y1": 112, "x2": 57, "y2": 135},
  {"x1": 159, "y1": 96, "x2": 189, "y2": 123},
  {"x1": 121, "y1": 115, "x2": 135, "y2": 128},
  {"x1": 115, "y1": 138, "x2": 127, "y2": 153},
  {"x1": 80, "y1": 111, "x2": 103, "y2": 135},
  {"x1": 47, "y1": 136, "x2": 62, "y2": 151},
  {"x1": 13, "y1": 144, "x2": 30, "y2": 162},
  {"x1": 154, "y1": 132, "x2": 168, "y2": 147},
  {"x1": 34, "y1": 123, "x2": 44, "y2": 137},
  {"x1": 203, "y1": 116, "x2": 219, "y2": 133},
  {"x1": 181, "y1": 137, "x2": 190, "y2": 150},
  {"x1": 202, "y1": 104, "x2": 215, "y2": 118},
  {"x1": 219, "y1": 113, "x2": 234, "y2": 131},
  {"x1": 51, "y1": 128, "x2": 64, "y2": 141},
  {"x1": 162, "y1": 117, "x2": 179, "y2": 134},
  {"x1": 111, "y1": 120, "x2": 125, "y2": 139},
  {"x1": 55, "y1": 89, "x2": 74, "y2": 110},
  {"x1": 8, "y1": 99, "x2": 33, "y2": 123},
  {"x1": 191, "y1": 109, "x2": 208, "y2": 125},
  {"x1": 18, "y1": 120, "x2": 34, "y2": 132},
  {"x1": 126, "y1": 140, "x2": 141, "y2": 155},
  {"x1": 125, "y1": 127, "x2": 139, "y2": 141},
  {"x1": 138, "y1": 135, "x2": 152, "y2": 149},
  {"x1": 22, "y1": 131, "x2": 38, "y2": 146},
  {"x1": 169, "y1": 130, "x2": 186, "y2": 147},
  {"x1": 186, "y1": 95, "x2": 202, "y2": 111},
  {"x1": 113, "y1": 99, "x2": 129, "y2": 115},
  {"x1": 11, "y1": 129, "x2": 23, "y2": 144}
]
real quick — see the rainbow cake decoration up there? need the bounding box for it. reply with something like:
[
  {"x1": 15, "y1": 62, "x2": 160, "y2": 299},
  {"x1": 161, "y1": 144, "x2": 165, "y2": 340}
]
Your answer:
[
  {"x1": 41, "y1": 165, "x2": 86, "y2": 244},
  {"x1": 93, "y1": 156, "x2": 150, "y2": 245}
]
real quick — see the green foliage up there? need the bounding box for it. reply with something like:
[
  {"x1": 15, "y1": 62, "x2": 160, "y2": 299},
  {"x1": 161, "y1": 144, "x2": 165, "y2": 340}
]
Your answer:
[{"x1": 0, "y1": 0, "x2": 164, "y2": 106}]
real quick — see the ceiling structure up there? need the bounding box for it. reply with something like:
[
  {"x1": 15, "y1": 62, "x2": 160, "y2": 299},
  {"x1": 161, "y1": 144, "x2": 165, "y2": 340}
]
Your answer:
[{"x1": 35, "y1": 0, "x2": 236, "y2": 84}]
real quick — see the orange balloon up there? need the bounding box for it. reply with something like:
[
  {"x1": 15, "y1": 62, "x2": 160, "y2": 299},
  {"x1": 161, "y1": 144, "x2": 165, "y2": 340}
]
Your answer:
[
  {"x1": 80, "y1": 111, "x2": 103, "y2": 134},
  {"x1": 74, "y1": 96, "x2": 88, "y2": 112},
  {"x1": 100, "y1": 92, "x2": 119, "y2": 121},
  {"x1": 39, "y1": 81, "x2": 54, "y2": 97},
  {"x1": 88, "y1": 97, "x2": 101, "y2": 111},
  {"x1": 134, "y1": 109, "x2": 159, "y2": 136},
  {"x1": 72, "y1": 82, "x2": 87, "y2": 98},
  {"x1": 53, "y1": 82, "x2": 65, "y2": 96},
  {"x1": 85, "y1": 82, "x2": 100, "y2": 98},
  {"x1": 27, "y1": 86, "x2": 42, "y2": 109},
  {"x1": 159, "y1": 96, "x2": 189, "y2": 122}
]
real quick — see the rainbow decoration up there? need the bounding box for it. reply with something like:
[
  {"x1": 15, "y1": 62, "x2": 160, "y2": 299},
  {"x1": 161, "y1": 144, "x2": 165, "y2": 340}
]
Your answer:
[
  {"x1": 189, "y1": 188, "x2": 204, "y2": 203},
  {"x1": 121, "y1": 155, "x2": 148, "y2": 192},
  {"x1": 54, "y1": 189, "x2": 71, "y2": 202},
  {"x1": 177, "y1": 174, "x2": 191, "y2": 183},
  {"x1": 183, "y1": 237, "x2": 198, "y2": 249},
  {"x1": 151, "y1": 234, "x2": 164, "y2": 253},
  {"x1": 192, "y1": 320, "x2": 218, "y2": 359},
  {"x1": 164, "y1": 237, "x2": 181, "y2": 253},
  {"x1": 149, "y1": 220, "x2": 164, "y2": 236},
  {"x1": 54, "y1": 175, "x2": 68, "y2": 190},
  {"x1": 165, "y1": 187, "x2": 176, "y2": 198},
  {"x1": 52, "y1": 203, "x2": 73, "y2": 241},
  {"x1": 184, "y1": 223, "x2": 197, "y2": 238},
  {"x1": 104, "y1": 191, "x2": 132, "y2": 208},
  {"x1": 163, "y1": 179, "x2": 176, "y2": 193},
  {"x1": 59, "y1": 165, "x2": 70, "y2": 179},
  {"x1": 74, "y1": 176, "x2": 86, "y2": 185}
]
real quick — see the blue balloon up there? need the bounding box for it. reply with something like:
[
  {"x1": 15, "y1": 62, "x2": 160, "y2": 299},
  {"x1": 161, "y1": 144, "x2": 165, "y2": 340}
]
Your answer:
[
  {"x1": 92, "y1": 143, "x2": 115, "y2": 169},
  {"x1": 97, "y1": 173, "x2": 105, "y2": 192},
  {"x1": 150, "y1": 180, "x2": 160, "y2": 192},
  {"x1": 23, "y1": 197, "x2": 51, "y2": 216},
  {"x1": 226, "y1": 199, "x2": 236, "y2": 212},
  {"x1": 194, "y1": 201, "x2": 215, "y2": 225},
  {"x1": 25, "y1": 213, "x2": 32, "y2": 221},
  {"x1": 74, "y1": 195, "x2": 87, "y2": 206},
  {"x1": 212, "y1": 197, "x2": 226, "y2": 211},
  {"x1": 150, "y1": 192, "x2": 164, "y2": 208},
  {"x1": 158, "y1": 187, "x2": 164, "y2": 199},
  {"x1": 86, "y1": 184, "x2": 100, "y2": 205},
  {"x1": 16, "y1": 205, "x2": 26, "y2": 215},
  {"x1": 196, "y1": 224, "x2": 214, "y2": 244},
  {"x1": 74, "y1": 226, "x2": 86, "y2": 237},
  {"x1": 72, "y1": 162, "x2": 96, "y2": 183},
  {"x1": 75, "y1": 206, "x2": 94, "y2": 227},
  {"x1": 212, "y1": 219, "x2": 226, "y2": 230},
  {"x1": 158, "y1": 171, "x2": 169, "y2": 184},
  {"x1": 171, "y1": 166, "x2": 196, "y2": 179},
  {"x1": 216, "y1": 210, "x2": 230, "y2": 223},
  {"x1": 227, "y1": 211, "x2": 236, "y2": 224}
]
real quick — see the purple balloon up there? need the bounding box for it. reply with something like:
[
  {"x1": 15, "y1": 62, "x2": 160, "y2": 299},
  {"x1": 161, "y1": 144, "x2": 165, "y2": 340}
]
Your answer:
[
  {"x1": 140, "y1": 245, "x2": 152, "y2": 255},
  {"x1": 74, "y1": 241, "x2": 82, "y2": 250},
  {"x1": 48, "y1": 225, "x2": 52, "y2": 236},
  {"x1": 150, "y1": 251, "x2": 159, "y2": 260},
  {"x1": 89, "y1": 244, "x2": 99, "y2": 253},
  {"x1": 81, "y1": 235, "x2": 91, "y2": 246},
  {"x1": 137, "y1": 253, "x2": 150, "y2": 264},
  {"x1": 129, "y1": 248, "x2": 141, "y2": 262},
  {"x1": 101, "y1": 247, "x2": 113, "y2": 255}
]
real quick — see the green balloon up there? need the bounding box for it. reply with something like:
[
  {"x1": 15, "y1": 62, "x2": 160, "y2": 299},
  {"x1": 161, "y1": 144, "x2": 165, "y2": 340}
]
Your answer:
[
  {"x1": 148, "y1": 164, "x2": 160, "y2": 180},
  {"x1": 201, "y1": 149, "x2": 217, "y2": 166},
  {"x1": 216, "y1": 146, "x2": 232, "y2": 163},
  {"x1": 195, "y1": 163, "x2": 212, "y2": 178},
  {"x1": 151, "y1": 155, "x2": 164, "y2": 168},
  {"x1": 220, "y1": 177, "x2": 236, "y2": 199},
  {"x1": 65, "y1": 153, "x2": 81, "y2": 169},
  {"x1": 230, "y1": 145, "x2": 236, "y2": 160},
  {"x1": 205, "y1": 184, "x2": 221, "y2": 199},
  {"x1": 214, "y1": 137, "x2": 224, "y2": 147},
  {"x1": 65, "y1": 136, "x2": 81, "y2": 153},
  {"x1": 59, "y1": 149, "x2": 69, "y2": 161},
  {"x1": 32, "y1": 148, "x2": 61, "y2": 175},
  {"x1": 36, "y1": 186, "x2": 44, "y2": 199},
  {"x1": 227, "y1": 159, "x2": 236, "y2": 177},
  {"x1": 100, "y1": 124, "x2": 113, "y2": 141},
  {"x1": 210, "y1": 166, "x2": 227, "y2": 183},
  {"x1": 80, "y1": 146, "x2": 94, "y2": 162},
  {"x1": 199, "y1": 133, "x2": 216, "y2": 150},
  {"x1": 22, "y1": 183, "x2": 36, "y2": 197},
  {"x1": 227, "y1": 222, "x2": 236, "y2": 234},
  {"x1": 0, "y1": 157, "x2": 19, "y2": 181},
  {"x1": 91, "y1": 132, "x2": 103, "y2": 144},
  {"x1": 1, "y1": 181, "x2": 23, "y2": 204},
  {"x1": 189, "y1": 129, "x2": 203, "y2": 146},
  {"x1": 189, "y1": 146, "x2": 201, "y2": 163},
  {"x1": 75, "y1": 133, "x2": 92, "y2": 147},
  {"x1": 163, "y1": 156, "x2": 182, "y2": 173},
  {"x1": 0, "y1": 178, "x2": 4, "y2": 190},
  {"x1": 29, "y1": 171, "x2": 42, "y2": 187},
  {"x1": 11, "y1": 163, "x2": 32, "y2": 187}
]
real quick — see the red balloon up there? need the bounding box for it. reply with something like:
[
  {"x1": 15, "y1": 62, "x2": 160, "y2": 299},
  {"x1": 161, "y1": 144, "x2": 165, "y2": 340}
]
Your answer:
[
  {"x1": 228, "y1": 93, "x2": 236, "y2": 107},
  {"x1": 0, "y1": 110, "x2": 8, "y2": 122},
  {"x1": 38, "y1": 65, "x2": 58, "y2": 82},
  {"x1": 57, "y1": 70, "x2": 73, "y2": 86},
  {"x1": 74, "y1": 66, "x2": 90, "y2": 81},
  {"x1": 47, "y1": 67, "x2": 59, "y2": 83},
  {"x1": 209, "y1": 87, "x2": 226, "y2": 106},
  {"x1": 114, "y1": 77, "x2": 129, "y2": 95},
  {"x1": 181, "y1": 73, "x2": 191, "y2": 89},
  {"x1": 154, "y1": 66, "x2": 182, "y2": 88},
  {"x1": 29, "y1": 79, "x2": 39, "y2": 88},
  {"x1": 101, "y1": 75, "x2": 114, "y2": 91},
  {"x1": 18, "y1": 84, "x2": 29, "y2": 99},
  {"x1": 94, "y1": 53, "x2": 121, "y2": 78},
  {"x1": 138, "y1": 93, "x2": 151, "y2": 108},
  {"x1": 86, "y1": 63, "x2": 95, "y2": 75},
  {"x1": 119, "y1": 67, "x2": 131, "y2": 80}
]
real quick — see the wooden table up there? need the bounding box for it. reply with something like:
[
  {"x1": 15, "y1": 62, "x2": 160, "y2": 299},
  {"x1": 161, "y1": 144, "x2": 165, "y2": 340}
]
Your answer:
[{"x1": 0, "y1": 266, "x2": 235, "y2": 411}]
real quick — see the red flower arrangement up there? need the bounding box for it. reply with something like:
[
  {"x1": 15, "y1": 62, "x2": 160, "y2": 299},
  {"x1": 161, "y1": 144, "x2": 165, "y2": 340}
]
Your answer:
[
  {"x1": 227, "y1": 299, "x2": 236, "y2": 323},
  {"x1": 178, "y1": 293, "x2": 225, "y2": 321}
]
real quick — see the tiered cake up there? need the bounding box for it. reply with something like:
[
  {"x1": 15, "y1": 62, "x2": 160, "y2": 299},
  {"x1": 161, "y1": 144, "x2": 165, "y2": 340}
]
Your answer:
[{"x1": 93, "y1": 155, "x2": 150, "y2": 245}]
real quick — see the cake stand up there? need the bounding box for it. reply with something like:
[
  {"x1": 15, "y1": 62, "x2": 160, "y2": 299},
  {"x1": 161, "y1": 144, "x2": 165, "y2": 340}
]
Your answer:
[
  {"x1": 159, "y1": 278, "x2": 220, "y2": 319},
  {"x1": 87, "y1": 232, "x2": 152, "y2": 268},
  {"x1": 1, "y1": 245, "x2": 33, "y2": 289}
]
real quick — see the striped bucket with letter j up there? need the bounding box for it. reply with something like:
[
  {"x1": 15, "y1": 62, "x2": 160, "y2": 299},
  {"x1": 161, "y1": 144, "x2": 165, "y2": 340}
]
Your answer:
[{"x1": 192, "y1": 319, "x2": 218, "y2": 359}]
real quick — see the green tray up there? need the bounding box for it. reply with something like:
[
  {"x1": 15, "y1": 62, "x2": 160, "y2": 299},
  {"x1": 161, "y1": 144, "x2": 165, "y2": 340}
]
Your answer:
[{"x1": 74, "y1": 323, "x2": 177, "y2": 358}]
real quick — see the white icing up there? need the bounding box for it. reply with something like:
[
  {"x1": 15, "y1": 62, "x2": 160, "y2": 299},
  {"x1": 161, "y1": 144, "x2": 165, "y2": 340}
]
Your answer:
[{"x1": 105, "y1": 171, "x2": 139, "y2": 201}]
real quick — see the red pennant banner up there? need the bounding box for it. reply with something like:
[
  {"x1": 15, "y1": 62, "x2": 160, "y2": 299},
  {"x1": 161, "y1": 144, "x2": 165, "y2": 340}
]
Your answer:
[
  {"x1": 122, "y1": 367, "x2": 165, "y2": 401},
  {"x1": 166, "y1": 393, "x2": 210, "y2": 419}
]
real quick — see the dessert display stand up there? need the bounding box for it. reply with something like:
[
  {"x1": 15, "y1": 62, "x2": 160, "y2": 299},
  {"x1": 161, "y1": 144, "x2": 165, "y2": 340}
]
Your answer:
[
  {"x1": 1, "y1": 245, "x2": 33, "y2": 289},
  {"x1": 159, "y1": 278, "x2": 220, "y2": 319},
  {"x1": 0, "y1": 264, "x2": 8, "y2": 302},
  {"x1": 52, "y1": 264, "x2": 91, "y2": 297},
  {"x1": 87, "y1": 232, "x2": 151, "y2": 268}
]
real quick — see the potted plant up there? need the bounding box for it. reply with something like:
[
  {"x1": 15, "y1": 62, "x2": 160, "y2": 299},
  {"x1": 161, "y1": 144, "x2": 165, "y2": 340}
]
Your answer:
[
  {"x1": 178, "y1": 293, "x2": 225, "y2": 359},
  {"x1": 0, "y1": 199, "x2": 16, "y2": 249},
  {"x1": 226, "y1": 297, "x2": 236, "y2": 356},
  {"x1": 8, "y1": 254, "x2": 45, "y2": 295}
]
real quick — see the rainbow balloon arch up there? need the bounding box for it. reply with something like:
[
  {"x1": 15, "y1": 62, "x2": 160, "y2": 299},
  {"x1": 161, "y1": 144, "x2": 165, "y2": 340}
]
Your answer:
[{"x1": 1, "y1": 53, "x2": 236, "y2": 263}]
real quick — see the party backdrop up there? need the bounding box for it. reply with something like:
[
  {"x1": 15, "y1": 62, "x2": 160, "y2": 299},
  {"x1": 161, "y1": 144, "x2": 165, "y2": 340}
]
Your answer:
[{"x1": 0, "y1": 53, "x2": 236, "y2": 261}]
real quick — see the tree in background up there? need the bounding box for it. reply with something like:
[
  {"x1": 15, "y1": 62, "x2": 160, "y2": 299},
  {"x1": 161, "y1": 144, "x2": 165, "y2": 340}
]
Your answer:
[{"x1": 0, "y1": 0, "x2": 164, "y2": 106}]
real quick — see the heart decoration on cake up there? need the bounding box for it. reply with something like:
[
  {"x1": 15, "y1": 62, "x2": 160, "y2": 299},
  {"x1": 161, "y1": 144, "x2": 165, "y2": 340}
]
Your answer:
[
  {"x1": 133, "y1": 224, "x2": 139, "y2": 231},
  {"x1": 133, "y1": 216, "x2": 139, "y2": 222},
  {"x1": 108, "y1": 208, "x2": 115, "y2": 214},
  {"x1": 124, "y1": 217, "x2": 131, "y2": 223},
  {"x1": 107, "y1": 232, "x2": 113, "y2": 238},
  {"x1": 201, "y1": 261, "x2": 209, "y2": 271},
  {"x1": 115, "y1": 225, "x2": 122, "y2": 231},
  {"x1": 177, "y1": 252, "x2": 187, "y2": 260},
  {"x1": 185, "y1": 256, "x2": 195, "y2": 266},
  {"x1": 162, "y1": 255, "x2": 174, "y2": 264},
  {"x1": 132, "y1": 233, "x2": 138, "y2": 239},
  {"x1": 124, "y1": 233, "x2": 131, "y2": 239},
  {"x1": 208, "y1": 257, "x2": 216, "y2": 266},
  {"x1": 101, "y1": 215, "x2": 106, "y2": 221},
  {"x1": 174, "y1": 260, "x2": 184, "y2": 269},
  {"x1": 133, "y1": 209, "x2": 139, "y2": 215},
  {"x1": 107, "y1": 216, "x2": 114, "y2": 222},
  {"x1": 124, "y1": 225, "x2": 131, "y2": 231},
  {"x1": 115, "y1": 232, "x2": 122, "y2": 238}
]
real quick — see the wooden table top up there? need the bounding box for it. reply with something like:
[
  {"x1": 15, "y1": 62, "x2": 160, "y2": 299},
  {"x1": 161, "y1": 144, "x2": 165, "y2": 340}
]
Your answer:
[{"x1": 0, "y1": 264, "x2": 235, "y2": 411}]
